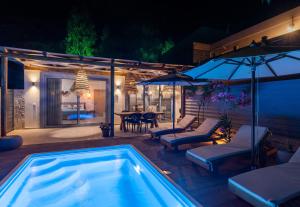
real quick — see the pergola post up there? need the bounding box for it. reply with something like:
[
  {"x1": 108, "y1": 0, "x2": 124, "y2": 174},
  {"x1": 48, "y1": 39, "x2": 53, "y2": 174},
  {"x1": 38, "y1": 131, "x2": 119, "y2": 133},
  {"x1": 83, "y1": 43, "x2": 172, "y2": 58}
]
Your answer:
[
  {"x1": 251, "y1": 64, "x2": 256, "y2": 169},
  {"x1": 1, "y1": 55, "x2": 8, "y2": 136},
  {"x1": 172, "y1": 82, "x2": 175, "y2": 129},
  {"x1": 143, "y1": 85, "x2": 146, "y2": 111},
  {"x1": 158, "y1": 85, "x2": 162, "y2": 112},
  {"x1": 110, "y1": 59, "x2": 115, "y2": 137}
]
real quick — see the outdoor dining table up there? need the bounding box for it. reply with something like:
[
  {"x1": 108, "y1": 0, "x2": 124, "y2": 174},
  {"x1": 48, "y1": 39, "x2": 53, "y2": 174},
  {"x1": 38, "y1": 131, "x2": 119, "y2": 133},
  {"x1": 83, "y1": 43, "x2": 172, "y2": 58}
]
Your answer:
[{"x1": 115, "y1": 111, "x2": 164, "y2": 132}]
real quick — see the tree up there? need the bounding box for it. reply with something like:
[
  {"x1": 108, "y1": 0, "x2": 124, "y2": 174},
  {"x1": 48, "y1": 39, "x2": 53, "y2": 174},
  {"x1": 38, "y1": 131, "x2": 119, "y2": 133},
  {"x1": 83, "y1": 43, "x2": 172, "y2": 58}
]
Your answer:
[
  {"x1": 138, "y1": 27, "x2": 174, "y2": 62},
  {"x1": 97, "y1": 25, "x2": 174, "y2": 62},
  {"x1": 65, "y1": 12, "x2": 97, "y2": 56},
  {"x1": 161, "y1": 39, "x2": 175, "y2": 56},
  {"x1": 139, "y1": 39, "x2": 174, "y2": 62}
]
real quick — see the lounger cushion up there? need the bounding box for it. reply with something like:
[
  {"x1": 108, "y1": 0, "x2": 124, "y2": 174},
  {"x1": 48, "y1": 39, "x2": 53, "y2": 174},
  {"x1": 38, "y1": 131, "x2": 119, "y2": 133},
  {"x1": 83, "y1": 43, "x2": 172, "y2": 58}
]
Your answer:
[
  {"x1": 194, "y1": 118, "x2": 220, "y2": 134},
  {"x1": 187, "y1": 145, "x2": 249, "y2": 163},
  {"x1": 177, "y1": 115, "x2": 196, "y2": 129},
  {"x1": 149, "y1": 127, "x2": 184, "y2": 137},
  {"x1": 289, "y1": 148, "x2": 300, "y2": 163},
  {"x1": 149, "y1": 115, "x2": 195, "y2": 137},
  {"x1": 229, "y1": 163, "x2": 300, "y2": 207},
  {"x1": 161, "y1": 131, "x2": 205, "y2": 145},
  {"x1": 186, "y1": 125, "x2": 269, "y2": 170},
  {"x1": 229, "y1": 125, "x2": 269, "y2": 148},
  {"x1": 160, "y1": 118, "x2": 220, "y2": 146}
]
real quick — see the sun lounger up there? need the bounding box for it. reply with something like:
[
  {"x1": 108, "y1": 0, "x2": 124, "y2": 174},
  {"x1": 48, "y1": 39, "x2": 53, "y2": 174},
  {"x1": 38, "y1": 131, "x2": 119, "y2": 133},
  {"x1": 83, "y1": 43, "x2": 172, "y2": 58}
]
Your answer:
[
  {"x1": 186, "y1": 125, "x2": 269, "y2": 172},
  {"x1": 149, "y1": 115, "x2": 196, "y2": 138},
  {"x1": 160, "y1": 118, "x2": 221, "y2": 150},
  {"x1": 228, "y1": 147, "x2": 300, "y2": 207}
]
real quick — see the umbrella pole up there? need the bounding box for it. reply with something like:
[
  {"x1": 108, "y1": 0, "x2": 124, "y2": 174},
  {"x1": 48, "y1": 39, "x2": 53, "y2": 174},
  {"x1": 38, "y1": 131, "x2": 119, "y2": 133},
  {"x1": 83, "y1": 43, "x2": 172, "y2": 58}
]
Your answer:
[
  {"x1": 251, "y1": 66, "x2": 256, "y2": 169},
  {"x1": 172, "y1": 82, "x2": 175, "y2": 130},
  {"x1": 158, "y1": 85, "x2": 162, "y2": 112}
]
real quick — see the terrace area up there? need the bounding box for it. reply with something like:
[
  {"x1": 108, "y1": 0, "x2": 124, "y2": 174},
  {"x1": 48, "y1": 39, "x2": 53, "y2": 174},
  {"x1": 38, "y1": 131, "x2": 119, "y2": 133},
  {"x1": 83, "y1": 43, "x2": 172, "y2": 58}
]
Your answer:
[
  {"x1": 0, "y1": 135, "x2": 299, "y2": 207},
  {"x1": 1, "y1": 6, "x2": 300, "y2": 207}
]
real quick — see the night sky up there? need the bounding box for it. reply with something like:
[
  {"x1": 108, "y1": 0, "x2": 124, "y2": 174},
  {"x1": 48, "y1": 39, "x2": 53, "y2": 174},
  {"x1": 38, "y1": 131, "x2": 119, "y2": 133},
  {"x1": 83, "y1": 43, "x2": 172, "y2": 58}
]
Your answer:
[{"x1": 0, "y1": 0, "x2": 299, "y2": 49}]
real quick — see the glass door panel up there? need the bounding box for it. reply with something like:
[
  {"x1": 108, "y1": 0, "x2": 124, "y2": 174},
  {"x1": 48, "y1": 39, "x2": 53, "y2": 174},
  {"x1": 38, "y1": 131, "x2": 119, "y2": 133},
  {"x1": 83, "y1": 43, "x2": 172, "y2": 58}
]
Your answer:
[{"x1": 46, "y1": 77, "x2": 107, "y2": 126}]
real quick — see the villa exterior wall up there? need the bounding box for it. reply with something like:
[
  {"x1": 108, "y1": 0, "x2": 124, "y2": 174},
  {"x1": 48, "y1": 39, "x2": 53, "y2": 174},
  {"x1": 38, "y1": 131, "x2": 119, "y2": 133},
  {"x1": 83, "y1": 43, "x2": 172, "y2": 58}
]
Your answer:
[
  {"x1": 114, "y1": 76, "x2": 125, "y2": 124},
  {"x1": 24, "y1": 70, "x2": 40, "y2": 128},
  {"x1": 21, "y1": 69, "x2": 125, "y2": 129},
  {"x1": 193, "y1": 6, "x2": 300, "y2": 63}
]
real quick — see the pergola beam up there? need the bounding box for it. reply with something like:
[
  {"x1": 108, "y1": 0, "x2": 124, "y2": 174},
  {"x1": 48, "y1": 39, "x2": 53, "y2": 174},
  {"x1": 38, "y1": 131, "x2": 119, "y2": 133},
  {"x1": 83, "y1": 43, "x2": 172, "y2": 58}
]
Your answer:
[{"x1": 0, "y1": 46, "x2": 193, "y2": 72}]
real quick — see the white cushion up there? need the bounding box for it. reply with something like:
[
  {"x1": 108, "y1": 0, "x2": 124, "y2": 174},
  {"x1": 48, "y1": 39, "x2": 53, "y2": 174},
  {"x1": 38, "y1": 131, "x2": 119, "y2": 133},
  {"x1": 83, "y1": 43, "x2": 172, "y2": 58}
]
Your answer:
[
  {"x1": 195, "y1": 118, "x2": 220, "y2": 134},
  {"x1": 177, "y1": 115, "x2": 196, "y2": 129},
  {"x1": 229, "y1": 162, "x2": 300, "y2": 206},
  {"x1": 289, "y1": 147, "x2": 300, "y2": 164},
  {"x1": 187, "y1": 144, "x2": 249, "y2": 162},
  {"x1": 161, "y1": 131, "x2": 200, "y2": 143},
  {"x1": 229, "y1": 125, "x2": 268, "y2": 148}
]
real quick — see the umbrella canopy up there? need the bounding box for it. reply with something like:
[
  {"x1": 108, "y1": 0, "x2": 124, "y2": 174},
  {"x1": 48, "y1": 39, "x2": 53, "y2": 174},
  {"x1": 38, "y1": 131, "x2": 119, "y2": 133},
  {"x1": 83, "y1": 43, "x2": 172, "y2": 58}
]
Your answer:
[
  {"x1": 183, "y1": 41, "x2": 300, "y2": 168},
  {"x1": 139, "y1": 72, "x2": 208, "y2": 129},
  {"x1": 184, "y1": 42, "x2": 300, "y2": 80}
]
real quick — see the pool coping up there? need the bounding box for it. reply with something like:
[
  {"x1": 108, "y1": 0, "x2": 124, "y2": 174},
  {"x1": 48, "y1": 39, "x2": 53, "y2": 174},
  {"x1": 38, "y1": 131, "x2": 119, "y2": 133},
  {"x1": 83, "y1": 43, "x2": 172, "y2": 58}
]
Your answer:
[{"x1": 0, "y1": 144, "x2": 202, "y2": 207}]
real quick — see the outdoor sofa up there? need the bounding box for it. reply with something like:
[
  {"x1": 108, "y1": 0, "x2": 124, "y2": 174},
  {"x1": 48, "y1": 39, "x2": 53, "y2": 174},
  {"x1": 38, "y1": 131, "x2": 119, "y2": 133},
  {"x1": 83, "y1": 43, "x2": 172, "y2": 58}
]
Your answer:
[
  {"x1": 186, "y1": 125, "x2": 269, "y2": 173},
  {"x1": 148, "y1": 115, "x2": 196, "y2": 138},
  {"x1": 160, "y1": 118, "x2": 221, "y2": 150},
  {"x1": 229, "y1": 147, "x2": 300, "y2": 207}
]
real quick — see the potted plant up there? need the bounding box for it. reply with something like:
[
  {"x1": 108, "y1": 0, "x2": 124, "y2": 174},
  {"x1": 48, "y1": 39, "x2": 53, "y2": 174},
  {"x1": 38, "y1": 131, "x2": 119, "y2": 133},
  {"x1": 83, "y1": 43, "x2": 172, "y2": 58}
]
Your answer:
[
  {"x1": 210, "y1": 84, "x2": 250, "y2": 143},
  {"x1": 99, "y1": 122, "x2": 111, "y2": 137},
  {"x1": 219, "y1": 113, "x2": 232, "y2": 143}
]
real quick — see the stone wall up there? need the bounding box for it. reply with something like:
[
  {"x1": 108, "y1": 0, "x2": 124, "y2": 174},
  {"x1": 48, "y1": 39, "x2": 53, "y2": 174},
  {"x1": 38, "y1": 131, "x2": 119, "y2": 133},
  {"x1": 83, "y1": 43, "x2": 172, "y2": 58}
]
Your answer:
[{"x1": 14, "y1": 90, "x2": 25, "y2": 129}]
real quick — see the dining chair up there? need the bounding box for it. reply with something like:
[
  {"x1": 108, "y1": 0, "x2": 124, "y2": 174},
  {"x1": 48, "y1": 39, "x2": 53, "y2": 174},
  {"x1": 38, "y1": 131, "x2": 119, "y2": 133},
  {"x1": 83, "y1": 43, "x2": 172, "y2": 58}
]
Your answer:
[
  {"x1": 141, "y1": 112, "x2": 156, "y2": 132},
  {"x1": 126, "y1": 113, "x2": 142, "y2": 132}
]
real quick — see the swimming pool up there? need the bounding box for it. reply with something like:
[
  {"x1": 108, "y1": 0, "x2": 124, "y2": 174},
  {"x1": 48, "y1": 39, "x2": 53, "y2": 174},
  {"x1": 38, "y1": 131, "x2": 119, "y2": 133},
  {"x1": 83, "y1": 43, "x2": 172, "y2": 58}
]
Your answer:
[{"x1": 0, "y1": 145, "x2": 199, "y2": 207}]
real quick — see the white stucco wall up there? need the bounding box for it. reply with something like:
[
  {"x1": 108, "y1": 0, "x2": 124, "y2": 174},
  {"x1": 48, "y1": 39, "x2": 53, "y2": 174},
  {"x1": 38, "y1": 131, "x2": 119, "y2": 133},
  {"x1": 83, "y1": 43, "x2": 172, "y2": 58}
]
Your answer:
[
  {"x1": 114, "y1": 76, "x2": 125, "y2": 124},
  {"x1": 24, "y1": 70, "x2": 40, "y2": 128}
]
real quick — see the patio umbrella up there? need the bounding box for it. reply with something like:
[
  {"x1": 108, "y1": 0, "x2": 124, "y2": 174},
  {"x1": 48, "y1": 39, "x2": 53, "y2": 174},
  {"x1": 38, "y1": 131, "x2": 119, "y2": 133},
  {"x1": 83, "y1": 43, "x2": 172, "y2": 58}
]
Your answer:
[
  {"x1": 183, "y1": 40, "x2": 300, "y2": 168},
  {"x1": 138, "y1": 72, "x2": 207, "y2": 129}
]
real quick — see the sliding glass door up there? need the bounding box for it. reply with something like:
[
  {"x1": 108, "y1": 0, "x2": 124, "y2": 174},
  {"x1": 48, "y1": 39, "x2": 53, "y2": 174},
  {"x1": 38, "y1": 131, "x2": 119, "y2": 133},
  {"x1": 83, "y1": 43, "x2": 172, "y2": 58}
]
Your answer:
[
  {"x1": 45, "y1": 76, "x2": 107, "y2": 127},
  {"x1": 46, "y1": 78, "x2": 62, "y2": 126}
]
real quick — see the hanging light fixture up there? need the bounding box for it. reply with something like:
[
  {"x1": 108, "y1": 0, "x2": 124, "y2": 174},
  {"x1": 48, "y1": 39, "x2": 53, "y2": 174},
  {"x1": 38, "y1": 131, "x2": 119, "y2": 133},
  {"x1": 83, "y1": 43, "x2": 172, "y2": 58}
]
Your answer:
[
  {"x1": 70, "y1": 67, "x2": 90, "y2": 125},
  {"x1": 71, "y1": 68, "x2": 90, "y2": 96},
  {"x1": 125, "y1": 72, "x2": 138, "y2": 95}
]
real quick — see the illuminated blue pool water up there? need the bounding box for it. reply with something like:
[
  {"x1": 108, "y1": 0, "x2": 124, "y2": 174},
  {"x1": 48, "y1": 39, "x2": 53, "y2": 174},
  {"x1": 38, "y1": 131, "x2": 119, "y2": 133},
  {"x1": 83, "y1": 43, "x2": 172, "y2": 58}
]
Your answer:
[{"x1": 0, "y1": 145, "x2": 199, "y2": 207}]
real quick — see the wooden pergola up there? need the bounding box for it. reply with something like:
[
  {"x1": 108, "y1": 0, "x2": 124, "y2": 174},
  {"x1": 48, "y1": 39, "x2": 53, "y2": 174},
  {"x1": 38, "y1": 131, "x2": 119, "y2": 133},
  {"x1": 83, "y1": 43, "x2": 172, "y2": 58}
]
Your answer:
[{"x1": 0, "y1": 46, "x2": 193, "y2": 137}]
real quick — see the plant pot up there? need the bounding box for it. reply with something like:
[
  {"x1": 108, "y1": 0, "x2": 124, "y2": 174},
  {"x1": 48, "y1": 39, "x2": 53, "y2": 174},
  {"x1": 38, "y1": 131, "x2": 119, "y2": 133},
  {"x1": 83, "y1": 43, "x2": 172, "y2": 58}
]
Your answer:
[{"x1": 101, "y1": 129, "x2": 110, "y2": 137}]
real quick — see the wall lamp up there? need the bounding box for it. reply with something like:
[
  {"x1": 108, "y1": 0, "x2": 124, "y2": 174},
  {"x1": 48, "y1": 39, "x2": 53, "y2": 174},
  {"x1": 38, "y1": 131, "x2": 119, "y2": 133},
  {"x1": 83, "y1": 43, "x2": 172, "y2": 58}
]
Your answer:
[{"x1": 31, "y1": 81, "x2": 37, "y2": 86}]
